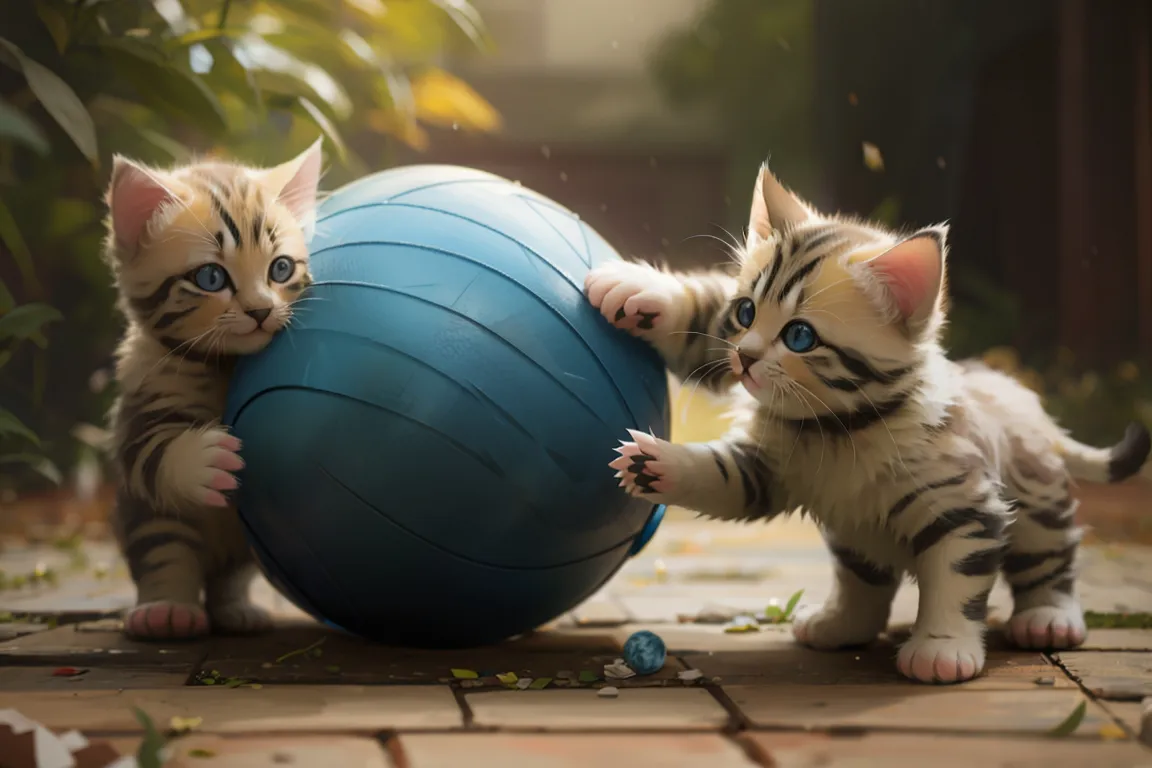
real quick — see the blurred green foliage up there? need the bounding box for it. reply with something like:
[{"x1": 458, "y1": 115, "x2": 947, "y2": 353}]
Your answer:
[
  {"x1": 0, "y1": 0, "x2": 497, "y2": 494},
  {"x1": 649, "y1": 0, "x2": 817, "y2": 231}
]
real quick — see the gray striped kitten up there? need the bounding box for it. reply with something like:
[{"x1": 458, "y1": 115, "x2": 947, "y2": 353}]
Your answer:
[
  {"x1": 586, "y1": 165, "x2": 1151, "y2": 683},
  {"x1": 103, "y1": 141, "x2": 322, "y2": 639}
]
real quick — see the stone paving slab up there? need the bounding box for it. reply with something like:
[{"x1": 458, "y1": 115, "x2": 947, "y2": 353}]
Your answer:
[
  {"x1": 725, "y1": 685, "x2": 1115, "y2": 735},
  {"x1": 682, "y1": 647, "x2": 1075, "y2": 690},
  {"x1": 0, "y1": 621, "x2": 49, "y2": 641},
  {"x1": 1057, "y1": 652, "x2": 1152, "y2": 701},
  {"x1": 742, "y1": 732, "x2": 1152, "y2": 767},
  {"x1": 614, "y1": 624, "x2": 797, "y2": 653},
  {"x1": 200, "y1": 622, "x2": 683, "y2": 688},
  {"x1": 103, "y1": 735, "x2": 392, "y2": 768},
  {"x1": 1080, "y1": 631, "x2": 1152, "y2": 652},
  {"x1": 396, "y1": 733, "x2": 756, "y2": 767},
  {"x1": 0, "y1": 624, "x2": 204, "y2": 668},
  {"x1": 0, "y1": 664, "x2": 190, "y2": 690},
  {"x1": 1099, "y1": 701, "x2": 1150, "y2": 741},
  {"x1": 0, "y1": 685, "x2": 463, "y2": 732},
  {"x1": 466, "y1": 688, "x2": 730, "y2": 730}
]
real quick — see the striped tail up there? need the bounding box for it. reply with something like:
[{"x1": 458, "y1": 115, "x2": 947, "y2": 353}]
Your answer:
[{"x1": 1059, "y1": 423, "x2": 1152, "y2": 483}]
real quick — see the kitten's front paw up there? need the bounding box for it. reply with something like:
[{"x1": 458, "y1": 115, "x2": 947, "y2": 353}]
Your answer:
[
  {"x1": 585, "y1": 262, "x2": 681, "y2": 337},
  {"x1": 124, "y1": 601, "x2": 210, "y2": 640},
  {"x1": 210, "y1": 601, "x2": 274, "y2": 635},
  {"x1": 607, "y1": 429, "x2": 691, "y2": 504},
  {"x1": 897, "y1": 633, "x2": 986, "y2": 684},
  {"x1": 160, "y1": 427, "x2": 244, "y2": 508},
  {"x1": 792, "y1": 604, "x2": 884, "y2": 650},
  {"x1": 1006, "y1": 605, "x2": 1086, "y2": 650}
]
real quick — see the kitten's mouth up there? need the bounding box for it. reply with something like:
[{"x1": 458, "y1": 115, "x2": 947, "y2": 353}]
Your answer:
[{"x1": 738, "y1": 370, "x2": 761, "y2": 392}]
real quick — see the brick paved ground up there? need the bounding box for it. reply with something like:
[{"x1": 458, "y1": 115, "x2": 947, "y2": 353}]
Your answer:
[{"x1": 3, "y1": 514, "x2": 1152, "y2": 766}]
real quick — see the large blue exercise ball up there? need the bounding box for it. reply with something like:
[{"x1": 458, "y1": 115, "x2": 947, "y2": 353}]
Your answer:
[{"x1": 223, "y1": 165, "x2": 670, "y2": 648}]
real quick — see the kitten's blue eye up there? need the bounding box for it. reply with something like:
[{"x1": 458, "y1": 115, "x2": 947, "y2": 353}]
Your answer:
[
  {"x1": 781, "y1": 320, "x2": 818, "y2": 353},
  {"x1": 191, "y1": 264, "x2": 228, "y2": 292},
  {"x1": 269, "y1": 256, "x2": 294, "y2": 284},
  {"x1": 735, "y1": 298, "x2": 756, "y2": 328}
]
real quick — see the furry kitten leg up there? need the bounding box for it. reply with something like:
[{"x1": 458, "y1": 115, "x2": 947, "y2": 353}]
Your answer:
[
  {"x1": 610, "y1": 428, "x2": 780, "y2": 521},
  {"x1": 886, "y1": 467, "x2": 1009, "y2": 683},
  {"x1": 1002, "y1": 440, "x2": 1086, "y2": 649},
  {"x1": 585, "y1": 260, "x2": 738, "y2": 391},
  {"x1": 120, "y1": 496, "x2": 209, "y2": 639},
  {"x1": 206, "y1": 564, "x2": 273, "y2": 635},
  {"x1": 794, "y1": 531, "x2": 901, "y2": 649}
]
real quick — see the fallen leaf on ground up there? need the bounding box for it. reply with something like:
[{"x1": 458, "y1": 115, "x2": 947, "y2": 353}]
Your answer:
[
  {"x1": 1048, "y1": 701, "x2": 1087, "y2": 737},
  {"x1": 169, "y1": 716, "x2": 202, "y2": 733},
  {"x1": 274, "y1": 637, "x2": 326, "y2": 664}
]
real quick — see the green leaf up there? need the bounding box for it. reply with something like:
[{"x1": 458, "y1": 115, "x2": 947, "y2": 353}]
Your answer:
[
  {"x1": 0, "y1": 97, "x2": 50, "y2": 155},
  {"x1": 136, "y1": 127, "x2": 191, "y2": 162},
  {"x1": 1048, "y1": 700, "x2": 1087, "y2": 737},
  {"x1": 431, "y1": 0, "x2": 491, "y2": 49},
  {"x1": 763, "y1": 605, "x2": 784, "y2": 621},
  {"x1": 0, "y1": 38, "x2": 97, "y2": 163},
  {"x1": 0, "y1": 409, "x2": 40, "y2": 446},
  {"x1": 150, "y1": 0, "x2": 193, "y2": 35},
  {"x1": 172, "y1": 28, "x2": 246, "y2": 47},
  {"x1": 0, "y1": 454, "x2": 61, "y2": 485},
  {"x1": 99, "y1": 38, "x2": 228, "y2": 135},
  {"x1": 0, "y1": 303, "x2": 63, "y2": 342},
  {"x1": 0, "y1": 278, "x2": 12, "y2": 314},
  {"x1": 297, "y1": 97, "x2": 347, "y2": 164},
  {"x1": 199, "y1": 40, "x2": 263, "y2": 114},
  {"x1": 36, "y1": 1, "x2": 70, "y2": 54},
  {"x1": 133, "y1": 706, "x2": 167, "y2": 768},
  {"x1": 783, "y1": 589, "x2": 804, "y2": 620},
  {"x1": 0, "y1": 198, "x2": 40, "y2": 296}
]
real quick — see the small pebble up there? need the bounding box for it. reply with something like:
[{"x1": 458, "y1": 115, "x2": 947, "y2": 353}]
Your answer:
[
  {"x1": 604, "y1": 662, "x2": 636, "y2": 680},
  {"x1": 622, "y1": 630, "x2": 667, "y2": 675},
  {"x1": 678, "y1": 669, "x2": 703, "y2": 682},
  {"x1": 1035, "y1": 676, "x2": 1056, "y2": 686},
  {"x1": 516, "y1": 678, "x2": 533, "y2": 689},
  {"x1": 556, "y1": 670, "x2": 574, "y2": 679},
  {"x1": 598, "y1": 686, "x2": 619, "y2": 698}
]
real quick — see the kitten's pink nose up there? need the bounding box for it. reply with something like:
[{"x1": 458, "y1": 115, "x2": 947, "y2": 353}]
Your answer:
[
  {"x1": 737, "y1": 351, "x2": 758, "y2": 373},
  {"x1": 246, "y1": 307, "x2": 271, "y2": 326}
]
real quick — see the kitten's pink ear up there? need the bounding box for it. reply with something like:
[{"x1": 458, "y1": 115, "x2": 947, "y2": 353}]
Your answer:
[
  {"x1": 262, "y1": 138, "x2": 324, "y2": 221},
  {"x1": 747, "y1": 163, "x2": 813, "y2": 245},
  {"x1": 862, "y1": 226, "x2": 948, "y2": 332},
  {"x1": 107, "y1": 156, "x2": 174, "y2": 255}
]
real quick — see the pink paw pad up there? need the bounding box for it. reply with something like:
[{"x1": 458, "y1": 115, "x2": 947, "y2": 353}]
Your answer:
[
  {"x1": 124, "y1": 601, "x2": 209, "y2": 640},
  {"x1": 896, "y1": 636, "x2": 985, "y2": 684},
  {"x1": 608, "y1": 430, "x2": 674, "y2": 495},
  {"x1": 1007, "y1": 608, "x2": 1086, "y2": 650}
]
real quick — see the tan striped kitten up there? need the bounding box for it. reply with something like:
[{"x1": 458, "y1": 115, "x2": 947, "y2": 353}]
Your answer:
[
  {"x1": 586, "y1": 165, "x2": 1152, "y2": 684},
  {"x1": 103, "y1": 141, "x2": 323, "y2": 639}
]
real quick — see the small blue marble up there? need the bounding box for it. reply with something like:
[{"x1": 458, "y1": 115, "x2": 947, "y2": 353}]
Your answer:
[{"x1": 622, "y1": 630, "x2": 667, "y2": 675}]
